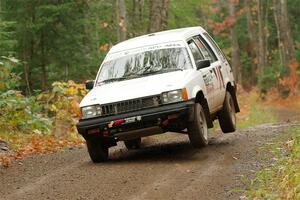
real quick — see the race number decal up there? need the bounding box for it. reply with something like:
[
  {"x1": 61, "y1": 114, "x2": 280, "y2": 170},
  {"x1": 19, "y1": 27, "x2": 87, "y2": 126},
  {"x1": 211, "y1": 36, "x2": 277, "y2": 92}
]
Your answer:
[{"x1": 203, "y1": 72, "x2": 214, "y2": 92}]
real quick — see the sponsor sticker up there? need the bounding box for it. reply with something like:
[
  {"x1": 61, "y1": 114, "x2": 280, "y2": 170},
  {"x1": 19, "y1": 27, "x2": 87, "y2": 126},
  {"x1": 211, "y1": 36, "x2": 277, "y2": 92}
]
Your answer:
[{"x1": 108, "y1": 116, "x2": 142, "y2": 128}]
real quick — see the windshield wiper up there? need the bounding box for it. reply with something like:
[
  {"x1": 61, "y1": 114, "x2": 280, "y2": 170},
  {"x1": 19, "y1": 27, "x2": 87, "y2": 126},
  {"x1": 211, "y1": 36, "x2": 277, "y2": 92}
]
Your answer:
[
  {"x1": 163, "y1": 68, "x2": 184, "y2": 72},
  {"x1": 138, "y1": 68, "x2": 184, "y2": 77},
  {"x1": 98, "y1": 77, "x2": 126, "y2": 84}
]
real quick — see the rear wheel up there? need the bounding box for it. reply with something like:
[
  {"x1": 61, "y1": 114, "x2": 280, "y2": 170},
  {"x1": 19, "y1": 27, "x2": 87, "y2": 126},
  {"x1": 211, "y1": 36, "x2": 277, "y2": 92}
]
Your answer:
[
  {"x1": 218, "y1": 91, "x2": 236, "y2": 133},
  {"x1": 187, "y1": 103, "x2": 208, "y2": 148},
  {"x1": 86, "y1": 139, "x2": 108, "y2": 162},
  {"x1": 124, "y1": 138, "x2": 141, "y2": 150}
]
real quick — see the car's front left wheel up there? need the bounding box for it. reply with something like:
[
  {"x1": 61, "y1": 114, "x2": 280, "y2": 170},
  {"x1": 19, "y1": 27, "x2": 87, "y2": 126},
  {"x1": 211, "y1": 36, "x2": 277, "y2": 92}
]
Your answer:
[
  {"x1": 187, "y1": 103, "x2": 208, "y2": 148},
  {"x1": 86, "y1": 139, "x2": 108, "y2": 162}
]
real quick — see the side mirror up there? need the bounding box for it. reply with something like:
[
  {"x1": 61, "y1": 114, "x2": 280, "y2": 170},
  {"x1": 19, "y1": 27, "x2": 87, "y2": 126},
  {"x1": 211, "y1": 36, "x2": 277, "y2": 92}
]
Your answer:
[
  {"x1": 196, "y1": 59, "x2": 211, "y2": 70},
  {"x1": 85, "y1": 80, "x2": 95, "y2": 90}
]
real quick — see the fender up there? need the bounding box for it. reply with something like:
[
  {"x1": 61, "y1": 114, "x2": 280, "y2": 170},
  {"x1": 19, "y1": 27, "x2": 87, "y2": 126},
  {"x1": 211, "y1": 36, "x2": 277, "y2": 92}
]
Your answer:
[
  {"x1": 226, "y1": 82, "x2": 240, "y2": 113},
  {"x1": 192, "y1": 90, "x2": 214, "y2": 128}
]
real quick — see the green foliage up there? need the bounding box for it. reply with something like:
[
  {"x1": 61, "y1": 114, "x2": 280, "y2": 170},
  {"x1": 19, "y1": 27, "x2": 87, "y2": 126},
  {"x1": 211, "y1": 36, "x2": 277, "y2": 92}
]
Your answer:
[
  {"x1": 0, "y1": 58, "x2": 51, "y2": 133},
  {"x1": 258, "y1": 50, "x2": 288, "y2": 92},
  {"x1": 0, "y1": 21, "x2": 17, "y2": 56},
  {"x1": 1, "y1": 0, "x2": 100, "y2": 90},
  {"x1": 0, "y1": 90, "x2": 51, "y2": 133},
  {"x1": 168, "y1": 0, "x2": 204, "y2": 29},
  {"x1": 0, "y1": 57, "x2": 87, "y2": 135},
  {"x1": 1, "y1": 0, "x2": 299, "y2": 93},
  {"x1": 0, "y1": 56, "x2": 21, "y2": 91},
  {"x1": 38, "y1": 81, "x2": 87, "y2": 134}
]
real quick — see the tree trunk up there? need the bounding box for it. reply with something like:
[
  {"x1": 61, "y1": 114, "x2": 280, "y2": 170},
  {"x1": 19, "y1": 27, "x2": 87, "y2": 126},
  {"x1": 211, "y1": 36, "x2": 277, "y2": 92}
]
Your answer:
[
  {"x1": 116, "y1": 0, "x2": 126, "y2": 42},
  {"x1": 161, "y1": 0, "x2": 169, "y2": 30},
  {"x1": 139, "y1": 0, "x2": 144, "y2": 22},
  {"x1": 263, "y1": 0, "x2": 269, "y2": 65},
  {"x1": 22, "y1": 51, "x2": 32, "y2": 96},
  {"x1": 245, "y1": 0, "x2": 257, "y2": 85},
  {"x1": 149, "y1": 0, "x2": 169, "y2": 33},
  {"x1": 273, "y1": 0, "x2": 295, "y2": 74},
  {"x1": 130, "y1": 0, "x2": 145, "y2": 36},
  {"x1": 228, "y1": 0, "x2": 242, "y2": 83},
  {"x1": 40, "y1": 31, "x2": 47, "y2": 91},
  {"x1": 149, "y1": 0, "x2": 162, "y2": 33},
  {"x1": 257, "y1": 0, "x2": 266, "y2": 74}
]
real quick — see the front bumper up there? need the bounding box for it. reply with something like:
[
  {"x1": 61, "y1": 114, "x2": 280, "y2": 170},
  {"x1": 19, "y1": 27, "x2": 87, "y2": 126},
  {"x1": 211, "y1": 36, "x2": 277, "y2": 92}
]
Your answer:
[{"x1": 76, "y1": 100, "x2": 194, "y2": 140}]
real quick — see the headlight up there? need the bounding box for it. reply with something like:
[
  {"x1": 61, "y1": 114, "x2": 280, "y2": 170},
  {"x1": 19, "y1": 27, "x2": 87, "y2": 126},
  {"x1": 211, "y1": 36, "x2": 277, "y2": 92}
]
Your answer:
[
  {"x1": 81, "y1": 105, "x2": 102, "y2": 119},
  {"x1": 161, "y1": 88, "x2": 188, "y2": 104}
]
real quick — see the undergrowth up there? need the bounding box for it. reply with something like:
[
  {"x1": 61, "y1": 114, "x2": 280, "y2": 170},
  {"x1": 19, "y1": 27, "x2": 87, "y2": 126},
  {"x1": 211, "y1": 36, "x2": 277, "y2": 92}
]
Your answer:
[{"x1": 244, "y1": 126, "x2": 300, "y2": 200}]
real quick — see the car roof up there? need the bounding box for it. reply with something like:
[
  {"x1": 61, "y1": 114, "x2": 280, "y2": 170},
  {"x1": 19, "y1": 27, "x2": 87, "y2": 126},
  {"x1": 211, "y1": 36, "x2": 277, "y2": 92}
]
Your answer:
[{"x1": 109, "y1": 26, "x2": 206, "y2": 54}]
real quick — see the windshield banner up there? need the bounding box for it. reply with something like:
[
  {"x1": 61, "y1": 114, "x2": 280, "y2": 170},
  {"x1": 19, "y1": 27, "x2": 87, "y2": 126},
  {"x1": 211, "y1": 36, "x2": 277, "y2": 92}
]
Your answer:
[{"x1": 106, "y1": 41, "x2": 186, "y2": 61}]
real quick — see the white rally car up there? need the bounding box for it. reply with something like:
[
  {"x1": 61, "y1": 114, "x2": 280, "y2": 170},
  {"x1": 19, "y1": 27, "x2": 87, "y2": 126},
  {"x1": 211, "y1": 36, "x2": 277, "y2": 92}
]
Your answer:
[{"x1": 76, "y1": 27, "x2": 240, "y2": 162}]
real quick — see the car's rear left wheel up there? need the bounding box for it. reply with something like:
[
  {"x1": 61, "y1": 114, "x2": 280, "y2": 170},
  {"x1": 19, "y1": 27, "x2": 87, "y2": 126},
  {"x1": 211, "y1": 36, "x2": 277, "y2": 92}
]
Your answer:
[
  {"x1": 218, "y1": 91, "x2": 236, "y2": 133},
  {"x1": 86, "y1": 139, "x2": 108, "y2": 162},
  {"x1": 187, "y1": 103, "x2": 208, "y2": 148}
]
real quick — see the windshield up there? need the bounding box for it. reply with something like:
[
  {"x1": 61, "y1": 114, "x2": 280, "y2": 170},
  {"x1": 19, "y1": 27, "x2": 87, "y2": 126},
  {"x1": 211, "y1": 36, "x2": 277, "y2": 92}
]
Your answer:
[{"x1": 96, "y1": 47, "x2": 192, "y2": 85}]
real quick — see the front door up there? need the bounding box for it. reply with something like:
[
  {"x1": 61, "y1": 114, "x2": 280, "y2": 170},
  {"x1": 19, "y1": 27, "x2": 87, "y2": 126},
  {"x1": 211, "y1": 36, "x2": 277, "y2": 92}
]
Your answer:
[{"x1": 187, "y1": 39, "x2": 219, "y2": 111}]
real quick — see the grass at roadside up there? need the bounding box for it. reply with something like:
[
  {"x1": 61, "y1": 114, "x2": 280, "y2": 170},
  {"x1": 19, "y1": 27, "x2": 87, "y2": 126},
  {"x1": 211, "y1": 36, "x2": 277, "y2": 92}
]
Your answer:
[
  {"x1": 237, "y1": 89, "x2": 277, "y2": 128},
  {"x1": 237, "y1": 103, "x2": 276, "y2": 129},
  {"x1": 244, "y1": 125, "x2": 300, "y2": 200}
]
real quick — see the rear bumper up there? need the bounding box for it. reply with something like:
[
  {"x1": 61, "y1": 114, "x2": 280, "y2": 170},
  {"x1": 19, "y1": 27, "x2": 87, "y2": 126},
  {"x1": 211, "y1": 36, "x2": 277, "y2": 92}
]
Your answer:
[{"x1": 76, "y1": 100, "x2": 194, "y2": 140}]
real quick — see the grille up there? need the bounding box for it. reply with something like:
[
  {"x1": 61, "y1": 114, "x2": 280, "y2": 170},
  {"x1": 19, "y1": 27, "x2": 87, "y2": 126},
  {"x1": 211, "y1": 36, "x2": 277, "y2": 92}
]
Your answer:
[{"x1": 101, "y1": 95, "x2": 161, "y2": 116}]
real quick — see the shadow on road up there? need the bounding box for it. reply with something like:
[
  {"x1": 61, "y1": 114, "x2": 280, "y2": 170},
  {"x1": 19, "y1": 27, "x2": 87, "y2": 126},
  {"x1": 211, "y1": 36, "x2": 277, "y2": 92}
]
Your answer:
[{"x1": 82, "y1": 132, "x2": 233, "y2": 166}]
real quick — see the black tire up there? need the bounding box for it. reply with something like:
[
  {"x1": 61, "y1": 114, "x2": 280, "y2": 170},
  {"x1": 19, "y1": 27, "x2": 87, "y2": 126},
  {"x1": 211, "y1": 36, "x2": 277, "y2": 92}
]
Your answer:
[
  {"x1": 124, "y1": 138, "x2": 141, "y2": 150},
  {"x1": 218, "y1": 91, "x2": 236, "y2": 133},
  {"x1": 187, "y1": 103, "x2": 208, "y2": 148},
  {"x1": 86, "y1": 139, "x2": 108, "y2": 163}
]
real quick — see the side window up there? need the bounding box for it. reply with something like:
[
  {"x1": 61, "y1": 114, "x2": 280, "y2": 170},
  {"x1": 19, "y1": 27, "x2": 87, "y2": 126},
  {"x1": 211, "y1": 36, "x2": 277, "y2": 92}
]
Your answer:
[
  {"x1": 203, "y1": 32, "x2": 227, "y2": 63},
  {"x1": 194, "y1": 36, "x2": 218, "y2": 63},
  {"x1": 188, "y1": 40, "x2": 204, "y2": 62}
]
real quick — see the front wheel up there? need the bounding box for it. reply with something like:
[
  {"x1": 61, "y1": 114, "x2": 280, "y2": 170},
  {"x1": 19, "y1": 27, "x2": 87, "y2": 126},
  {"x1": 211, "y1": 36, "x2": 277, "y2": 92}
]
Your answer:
[
  {"x1": 187, "y1": 103, "x2": 208, "y2": 148},
  {"x1": 86, "y1": 139, "x2": 108, "y2": 163},
  {"x1": 218, "y1": 91, "x2": 236, "y2": 133}
]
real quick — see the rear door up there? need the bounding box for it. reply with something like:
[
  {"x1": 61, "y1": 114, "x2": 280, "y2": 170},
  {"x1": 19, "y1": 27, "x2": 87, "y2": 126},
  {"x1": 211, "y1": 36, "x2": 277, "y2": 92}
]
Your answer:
[{"x1": 201, "y1": 32, "x2": 233, "y2": 104}]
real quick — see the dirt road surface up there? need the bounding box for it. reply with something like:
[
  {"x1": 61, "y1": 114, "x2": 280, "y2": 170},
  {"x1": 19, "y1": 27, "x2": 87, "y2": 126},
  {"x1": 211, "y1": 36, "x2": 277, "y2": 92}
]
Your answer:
[{"x1": 0, "y1": 122, "x2": 297, "y2": 200}]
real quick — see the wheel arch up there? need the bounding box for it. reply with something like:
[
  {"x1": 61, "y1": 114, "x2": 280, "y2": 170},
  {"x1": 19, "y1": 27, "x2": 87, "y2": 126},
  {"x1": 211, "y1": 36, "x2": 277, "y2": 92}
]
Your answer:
[
  {"x1": 194, "y1": 90, "x2": 214, "y2": 128},
  {"x1": 225, "y1": 82, "x2": 240, "y2": 113}
]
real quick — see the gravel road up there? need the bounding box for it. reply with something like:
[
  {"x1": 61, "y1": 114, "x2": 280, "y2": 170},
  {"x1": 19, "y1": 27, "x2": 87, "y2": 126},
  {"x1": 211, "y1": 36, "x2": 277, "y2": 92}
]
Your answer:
[{"x1": 0, "y1": 123, "x2": 296, "y2": 200}]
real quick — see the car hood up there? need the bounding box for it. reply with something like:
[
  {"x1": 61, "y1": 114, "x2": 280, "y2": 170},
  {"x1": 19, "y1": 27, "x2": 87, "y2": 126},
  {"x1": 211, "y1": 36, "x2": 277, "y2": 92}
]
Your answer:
[{"x1": 80, "y1": 70, "x2": 193, "y2": 107}]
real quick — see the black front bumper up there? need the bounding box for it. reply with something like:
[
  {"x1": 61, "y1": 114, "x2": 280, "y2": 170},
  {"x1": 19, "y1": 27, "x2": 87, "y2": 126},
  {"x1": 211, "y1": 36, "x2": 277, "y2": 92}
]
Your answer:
[{"x1": 76, "y1": 100, "x2": 194, "y2": 140}]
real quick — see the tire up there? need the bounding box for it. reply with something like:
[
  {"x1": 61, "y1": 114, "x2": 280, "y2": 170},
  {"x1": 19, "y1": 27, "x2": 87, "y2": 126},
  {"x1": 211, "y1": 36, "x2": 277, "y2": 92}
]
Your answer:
[
  {"x1": 86, "y1": 139, "x2": 108, "y2": 163},
  {"x1": 218, "y1": 91, "x2": 236, "y2": 133},
  {"x1": 124, "y1": 138, "x2": 141, "y2": 150},
  {"x1": 187, "y1": 103, "x2": 208, "y2": 148}
]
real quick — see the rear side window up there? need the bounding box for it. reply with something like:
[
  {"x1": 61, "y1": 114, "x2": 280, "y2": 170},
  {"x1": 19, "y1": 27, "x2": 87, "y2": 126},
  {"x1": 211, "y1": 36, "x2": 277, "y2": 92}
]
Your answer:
[
  {"x1": 194, "y1": 37, "x2": 217, "y2": 63},
  {"x1": 188, "y1": 40, "x2": 204, "y2": 62},
  {"x1": 203, "y1": 32, "x2": 227, "y2": 63}
]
